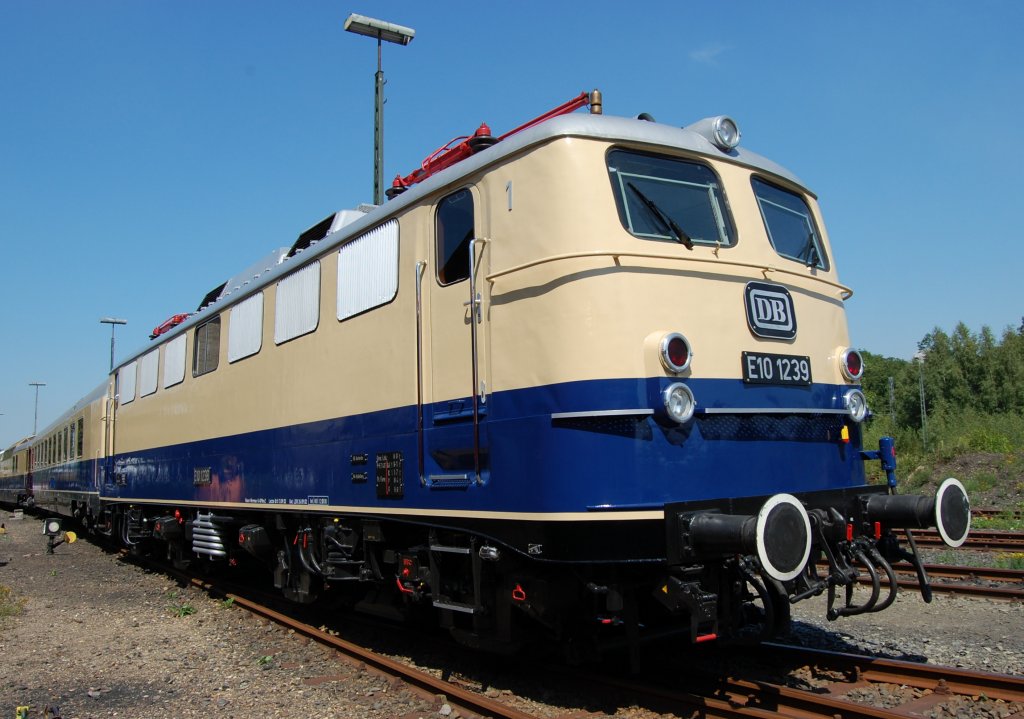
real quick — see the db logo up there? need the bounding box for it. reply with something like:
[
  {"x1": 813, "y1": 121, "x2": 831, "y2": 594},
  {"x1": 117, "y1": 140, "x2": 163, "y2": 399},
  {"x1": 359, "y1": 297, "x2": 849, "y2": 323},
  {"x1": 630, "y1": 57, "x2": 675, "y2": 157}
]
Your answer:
[{"x1": 744, "y1": 282, "x2": 797, "y2": 339}]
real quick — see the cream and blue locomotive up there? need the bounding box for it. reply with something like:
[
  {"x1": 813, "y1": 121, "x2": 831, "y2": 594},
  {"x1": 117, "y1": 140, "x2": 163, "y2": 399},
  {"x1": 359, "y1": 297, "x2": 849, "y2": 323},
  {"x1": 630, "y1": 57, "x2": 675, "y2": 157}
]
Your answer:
[{"x1": 0, "y1": 91, "x2": 970, "y2": 651}]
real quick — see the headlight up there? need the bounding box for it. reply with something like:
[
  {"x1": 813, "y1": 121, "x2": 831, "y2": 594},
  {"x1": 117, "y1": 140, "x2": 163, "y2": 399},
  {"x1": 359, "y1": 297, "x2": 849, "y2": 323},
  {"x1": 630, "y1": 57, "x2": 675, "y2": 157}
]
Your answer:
[
  {"x1": 712, "y1": 116, "x2": 741, "y2": 150},
  {"x1": 844, "y1": 389, "x2": 868, "y2": 423},
  {"x1": 660, "y1": 332, "x2": 693, "y2": 373},
  {"x1": 663, "y1": 382, "x2": 696, "y2": 424},
  {"x1": 684, "y1": 116, "x2": 742, "y2": 152}
]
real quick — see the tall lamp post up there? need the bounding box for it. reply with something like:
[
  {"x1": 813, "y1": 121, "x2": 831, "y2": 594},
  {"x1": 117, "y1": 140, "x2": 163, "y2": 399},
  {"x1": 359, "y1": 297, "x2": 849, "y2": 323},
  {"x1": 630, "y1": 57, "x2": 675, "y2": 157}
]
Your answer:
[
  {"x1": 100, "y1": 317, "x2": 128, "y2": 372},
  {"x1": 344, "y1": 13, "x2": 415, "y2": 205},
  {"x1": 29, "y1": 382, "x2": 45, "y2": 436}
]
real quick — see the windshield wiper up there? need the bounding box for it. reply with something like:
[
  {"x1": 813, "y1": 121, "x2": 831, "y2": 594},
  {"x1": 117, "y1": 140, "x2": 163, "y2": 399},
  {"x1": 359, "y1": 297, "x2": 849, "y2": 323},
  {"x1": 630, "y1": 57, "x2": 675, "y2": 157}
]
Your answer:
[
  {"x1": 627, "y1": 182, "x2": 694, "y2": 249},
  {"x1": 800, "y1": 230, "x2": 820, "y2": 267}
]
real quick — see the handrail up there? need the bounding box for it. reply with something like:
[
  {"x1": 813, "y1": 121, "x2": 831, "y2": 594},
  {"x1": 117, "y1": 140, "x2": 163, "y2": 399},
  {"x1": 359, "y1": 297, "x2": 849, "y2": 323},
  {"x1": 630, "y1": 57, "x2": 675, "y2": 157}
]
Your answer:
[{"x1": 484, "y1": 249, "x2": 854, "y2": 299}]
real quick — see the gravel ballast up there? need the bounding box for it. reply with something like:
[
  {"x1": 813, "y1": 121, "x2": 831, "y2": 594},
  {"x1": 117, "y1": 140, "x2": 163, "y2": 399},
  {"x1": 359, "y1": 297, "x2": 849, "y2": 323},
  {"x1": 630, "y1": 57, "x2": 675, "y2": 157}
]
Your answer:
[{"x1": 0, "y1": 512, "x2": 439, "y2": 719}]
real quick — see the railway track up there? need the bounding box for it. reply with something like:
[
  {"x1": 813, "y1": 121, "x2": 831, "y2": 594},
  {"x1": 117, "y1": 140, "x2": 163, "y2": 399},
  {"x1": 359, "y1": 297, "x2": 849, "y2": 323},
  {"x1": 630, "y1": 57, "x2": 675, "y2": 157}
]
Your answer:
[
  {"x1": 818, "y1": 560, "x2": 1024, "y2": 600},
  {"x1": 553, "y1": 640, "x2": 1024, "y2": 719},
  {"x1": 169, "y1": 571, "x2": 541, "y2": 719},
  {"x1": 152, "y1": 554, "x2": 1022, "y2": 719},
  {"x1": 913, "y1": 527, "x2": 1024, "y2": 552}
]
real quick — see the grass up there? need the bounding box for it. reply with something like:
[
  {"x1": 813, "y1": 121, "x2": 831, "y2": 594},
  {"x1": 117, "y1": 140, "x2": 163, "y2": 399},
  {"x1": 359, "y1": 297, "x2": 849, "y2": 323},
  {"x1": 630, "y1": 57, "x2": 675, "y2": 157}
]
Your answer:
[
  {"x1": 993, "y1": 552, "x2": 1024, "y2": 570},
  {"x1": 0, "y1": 584, "x2": 26, "y2": 622},
  {"x1": 962, "y1": 471, "x2": 999, "y2": 495},
  {"x1": 169, "y1": 601, "x2": 197, "y2": 617},
  {"x1": 165, "y1": 589, "x2": 197, "y2": 617},
  {"x1": 972, "y1": 512, "x2": 1024, "y2": 531}
]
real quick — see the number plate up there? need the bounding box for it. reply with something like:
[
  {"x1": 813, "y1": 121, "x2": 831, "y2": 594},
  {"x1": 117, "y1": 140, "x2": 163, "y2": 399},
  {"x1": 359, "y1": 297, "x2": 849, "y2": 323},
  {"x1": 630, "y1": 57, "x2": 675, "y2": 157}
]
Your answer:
[{"x1": 742, "y1": 352, "x2": 812, "y2": 386}]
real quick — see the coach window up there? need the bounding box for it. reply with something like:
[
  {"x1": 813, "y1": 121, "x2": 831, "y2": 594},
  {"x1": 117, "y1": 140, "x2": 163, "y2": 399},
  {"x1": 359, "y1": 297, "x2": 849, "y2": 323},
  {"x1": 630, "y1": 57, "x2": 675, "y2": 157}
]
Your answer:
[
  {"x1": 607, "y1": 149, "x2": 734, "y2": 247},
  {"x1": 751, "y1": 176, "x2": 829, "y2": 271},
  {"x1": 436, "y1": 189, "x2": 474, "y2": 285},
  {"x1": 193, "y1": 316, "x2": 221, "y2": 377},
  {"x1": 77, "y1": 418, "x2": 84, "y2": 457}
]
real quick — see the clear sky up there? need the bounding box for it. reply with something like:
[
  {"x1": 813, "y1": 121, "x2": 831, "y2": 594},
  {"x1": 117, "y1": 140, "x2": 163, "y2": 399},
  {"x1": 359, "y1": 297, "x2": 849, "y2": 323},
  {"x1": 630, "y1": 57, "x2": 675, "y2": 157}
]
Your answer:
[{"x1": 1, "y1": 2, "x2": 1022, "y2": 447}]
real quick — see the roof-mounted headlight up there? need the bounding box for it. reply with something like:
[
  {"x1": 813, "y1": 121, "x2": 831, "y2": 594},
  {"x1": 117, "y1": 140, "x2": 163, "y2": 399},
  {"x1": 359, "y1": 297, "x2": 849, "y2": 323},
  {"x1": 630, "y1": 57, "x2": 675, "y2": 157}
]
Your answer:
[
  {"x1": 711, "y1": 116, "x2": 741, "y2": 150},
  {"x1": 684, "y1": 115, "x2": 742, "y2": 152}
]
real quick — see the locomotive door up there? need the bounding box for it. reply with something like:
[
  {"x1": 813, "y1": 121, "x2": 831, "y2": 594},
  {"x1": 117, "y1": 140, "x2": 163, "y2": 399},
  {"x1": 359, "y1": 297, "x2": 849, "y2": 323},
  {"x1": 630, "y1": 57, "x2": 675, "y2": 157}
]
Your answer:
[{"x1": 424, "y1": 187, "x2": 490, "y2": 487}]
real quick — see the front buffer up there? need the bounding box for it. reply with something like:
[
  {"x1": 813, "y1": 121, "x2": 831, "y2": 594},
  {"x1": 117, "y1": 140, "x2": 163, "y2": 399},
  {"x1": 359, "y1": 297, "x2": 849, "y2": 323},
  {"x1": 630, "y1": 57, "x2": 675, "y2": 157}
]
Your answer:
[{"x1": 662, "y1": 463, "x2": 970, "y2": 642}]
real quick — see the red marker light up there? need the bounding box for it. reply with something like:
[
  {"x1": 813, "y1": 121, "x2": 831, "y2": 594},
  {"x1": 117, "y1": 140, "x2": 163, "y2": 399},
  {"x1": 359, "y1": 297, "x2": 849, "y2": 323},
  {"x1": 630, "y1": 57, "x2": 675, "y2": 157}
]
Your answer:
[
  {"x1": 660, "y1": 333, "x2": 693, "y2": 373},
  {"x1": 841, "y1": 349, "x2": 864, "y2": 381}
]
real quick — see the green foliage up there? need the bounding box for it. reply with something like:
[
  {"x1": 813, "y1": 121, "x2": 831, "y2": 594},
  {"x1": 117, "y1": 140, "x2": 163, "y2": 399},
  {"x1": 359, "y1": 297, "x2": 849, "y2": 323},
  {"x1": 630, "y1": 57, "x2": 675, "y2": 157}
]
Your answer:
[
  {"x1": 972, "y1": 513, "x2": 1024, "y2": 531},
  {"x1": 0, "y1": 584, "x2": 26, "y2": 621},
  {"x1": 993, "y1": 553, "x2": 1024, "y2": 570},
  {"x1": 861, "y1": 321, "x2": 1024, "y2": 501},
  {"x1": 169, "y1": 601, "x2": 197, "y2": 617},
  {"x1": 862, "y1": 320, "x2": 1024, "y2": 431}
]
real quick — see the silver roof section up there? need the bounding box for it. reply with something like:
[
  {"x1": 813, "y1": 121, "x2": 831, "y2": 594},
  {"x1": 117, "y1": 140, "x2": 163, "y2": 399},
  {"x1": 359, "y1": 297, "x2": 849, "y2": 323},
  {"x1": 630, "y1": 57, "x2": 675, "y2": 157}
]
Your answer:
[
  {"x1": 217, "y1": 246, "x2": 291, "y2": 304},
  {"x1": 2, "y1": 436, "x2": 34, "y2": 453},
  {"x1": 213, "y1": 207, "x2": 370, "y2": 305},
  {"x1": 115, "y1": 112, "x2": 809, "y2": 369}
]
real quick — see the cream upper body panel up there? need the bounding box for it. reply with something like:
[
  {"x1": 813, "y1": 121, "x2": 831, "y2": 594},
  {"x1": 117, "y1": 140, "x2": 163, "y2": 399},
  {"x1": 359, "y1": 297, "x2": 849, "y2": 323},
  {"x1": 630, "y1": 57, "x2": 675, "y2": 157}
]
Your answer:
[{"x1": 478, "y1": 136, "x2": 851, "y2": 393}]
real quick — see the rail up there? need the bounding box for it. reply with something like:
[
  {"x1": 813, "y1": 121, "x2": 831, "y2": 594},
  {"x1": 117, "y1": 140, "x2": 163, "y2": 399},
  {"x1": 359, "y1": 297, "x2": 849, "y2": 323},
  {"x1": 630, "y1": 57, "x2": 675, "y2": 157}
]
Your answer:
[
  {"x1": 819, "y1": 560, "x2": 1024, "y2": 600},
  {"x1": 913, "y1": 528, "x2": 1024, "y2": 552}
]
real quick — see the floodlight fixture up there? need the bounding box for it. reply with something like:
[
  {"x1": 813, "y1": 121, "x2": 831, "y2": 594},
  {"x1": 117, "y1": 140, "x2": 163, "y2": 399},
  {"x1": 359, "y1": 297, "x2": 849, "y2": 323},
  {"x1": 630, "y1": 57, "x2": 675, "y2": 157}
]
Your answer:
[
  {"x1": 343, "y1": 14, "x2": 415, "y2": 45},
  {"x1": 344, "y1": 13, "x2": 416, "y2": 205}
]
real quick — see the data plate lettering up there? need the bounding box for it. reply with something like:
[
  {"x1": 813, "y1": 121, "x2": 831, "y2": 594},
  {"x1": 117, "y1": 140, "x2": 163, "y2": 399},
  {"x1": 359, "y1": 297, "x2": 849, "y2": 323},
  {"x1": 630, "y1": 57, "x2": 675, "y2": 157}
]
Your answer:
[
  {"x1": 375, "y1": 451, "x2": 404, "y2": 500},
  {"x1": 742, "y1": 351, "x2": 812, "y2": 386}
]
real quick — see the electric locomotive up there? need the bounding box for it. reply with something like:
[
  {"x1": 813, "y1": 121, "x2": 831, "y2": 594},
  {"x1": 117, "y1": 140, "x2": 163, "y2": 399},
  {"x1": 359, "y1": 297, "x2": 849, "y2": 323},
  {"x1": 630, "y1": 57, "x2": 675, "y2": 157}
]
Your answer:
[{"x1": 0, "y1": 90, "x2": 971, "y2": 654}]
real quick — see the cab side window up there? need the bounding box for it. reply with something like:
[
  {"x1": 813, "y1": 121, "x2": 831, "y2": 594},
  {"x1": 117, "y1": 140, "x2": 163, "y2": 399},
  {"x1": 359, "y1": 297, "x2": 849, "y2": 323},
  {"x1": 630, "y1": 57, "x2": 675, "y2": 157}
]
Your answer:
[{"x1": 436, "y1": 189, "x2": 475, "y2": 285}]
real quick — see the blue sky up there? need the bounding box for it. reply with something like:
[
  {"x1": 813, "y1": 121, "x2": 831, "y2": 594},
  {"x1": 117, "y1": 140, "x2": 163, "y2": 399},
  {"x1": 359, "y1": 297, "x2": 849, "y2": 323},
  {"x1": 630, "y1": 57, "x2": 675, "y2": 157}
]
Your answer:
[{"x1": 1, "y1": 2, "x2": 1022, "y2": 447}]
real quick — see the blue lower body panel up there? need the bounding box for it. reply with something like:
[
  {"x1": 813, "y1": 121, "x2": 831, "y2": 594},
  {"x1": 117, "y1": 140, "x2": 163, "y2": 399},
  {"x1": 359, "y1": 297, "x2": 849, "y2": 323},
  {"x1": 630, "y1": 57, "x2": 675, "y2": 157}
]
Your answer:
[{"x1": 101, "y1": 377, "x2": 865, "y2": 517}]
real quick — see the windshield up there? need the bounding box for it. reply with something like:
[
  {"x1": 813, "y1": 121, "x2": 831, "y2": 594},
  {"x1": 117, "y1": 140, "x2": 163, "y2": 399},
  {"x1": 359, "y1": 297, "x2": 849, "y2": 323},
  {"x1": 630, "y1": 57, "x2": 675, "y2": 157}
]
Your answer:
[
  {"x1": 752, "y1": 177, "x2": 829, "y2": 270},
  {"x1": 607, "y1": 150, "x2": 734, "y2": 247}
]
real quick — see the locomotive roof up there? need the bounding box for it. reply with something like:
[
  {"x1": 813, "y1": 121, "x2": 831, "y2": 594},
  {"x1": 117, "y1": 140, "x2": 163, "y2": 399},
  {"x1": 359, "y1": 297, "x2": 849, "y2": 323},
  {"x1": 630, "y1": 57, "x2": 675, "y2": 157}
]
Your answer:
[{"x1": 114, "y1": 112, "x2": 810, "y2": 370}]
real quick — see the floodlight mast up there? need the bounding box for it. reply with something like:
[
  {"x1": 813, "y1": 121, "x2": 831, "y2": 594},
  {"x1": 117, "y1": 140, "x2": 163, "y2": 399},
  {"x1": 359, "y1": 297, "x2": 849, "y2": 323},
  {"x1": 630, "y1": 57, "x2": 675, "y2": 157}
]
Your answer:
[
  {"x1": 100, "y1": 317, "x2": 128, "y2": 372},
  {"x1": 344, "y1": 14, "x2": 415, "y2": 205}
]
